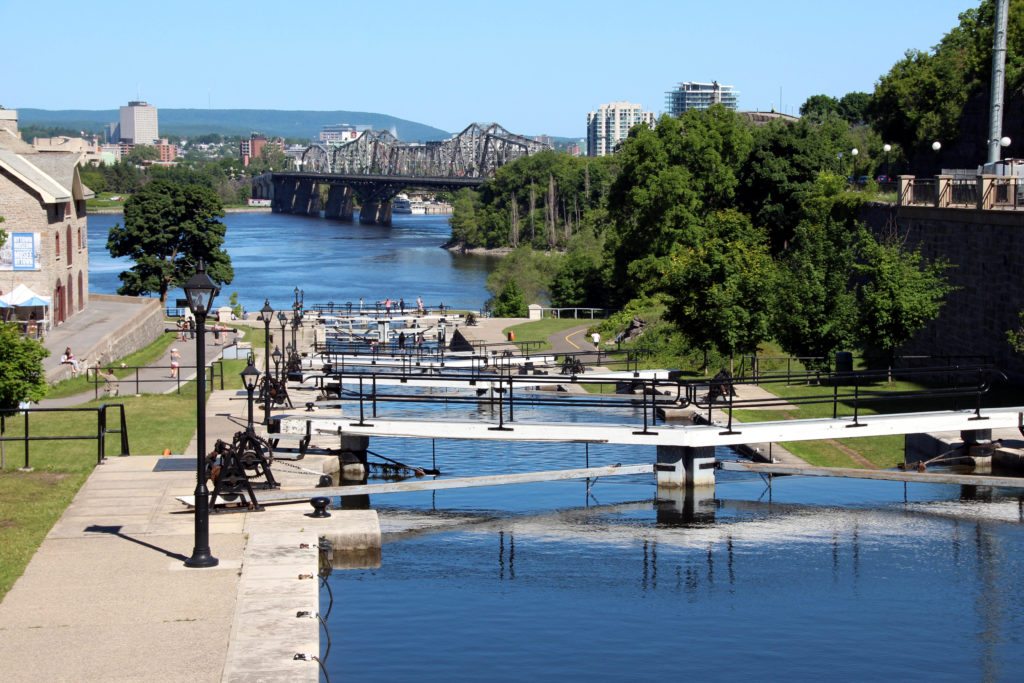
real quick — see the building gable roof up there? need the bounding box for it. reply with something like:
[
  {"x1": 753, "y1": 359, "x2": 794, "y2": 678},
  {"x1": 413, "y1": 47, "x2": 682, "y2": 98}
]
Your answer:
[{"x1": 0, "y1": 148, "x2": 73, "y2": 203}]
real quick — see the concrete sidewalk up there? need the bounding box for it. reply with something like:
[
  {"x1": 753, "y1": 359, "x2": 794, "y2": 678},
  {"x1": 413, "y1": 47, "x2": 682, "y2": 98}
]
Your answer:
[{"x1": 0, "y1": 390, "x2": 380, "y2": 682}]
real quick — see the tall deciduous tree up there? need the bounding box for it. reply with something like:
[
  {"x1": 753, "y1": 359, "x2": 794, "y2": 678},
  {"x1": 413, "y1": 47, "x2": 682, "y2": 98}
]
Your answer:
[
  {"x1": 771, "y1": 173, "x2": 862, "y2": 367},
  {"x1": 107, "y1": 179, "x2": 233, "y2": 302},
  {"x1": 855, "y1": 235, "x2": 954, "y2": 365},
  {"x1": 659, "y1": 210, "x2": 776, "y2": 367},
  {"x1": 0, "y1": 323, "x2": 48, "y2": 411}
]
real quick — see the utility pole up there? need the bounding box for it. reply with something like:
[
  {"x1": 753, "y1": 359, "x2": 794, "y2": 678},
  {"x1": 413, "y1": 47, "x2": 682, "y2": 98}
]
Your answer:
[{"x1": 987, "y1": 0, "x2": 1010, "y2": 164}]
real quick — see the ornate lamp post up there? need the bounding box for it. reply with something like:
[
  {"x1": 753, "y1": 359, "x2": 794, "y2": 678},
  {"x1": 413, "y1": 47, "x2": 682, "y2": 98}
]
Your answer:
[
  {"x1": 277, "y1": 312, "x2": 288, "y2": 354},
  {"x1": 183, "y1": 259, "x2": 220, "y2": 569},
  {"x1": 272, "y1": 346, "x2": 283, "y2": 382},
  {"x1": 258, "y1": 299, "x2": 273, "y2": 424},
  {"x1": 241, "y1": 362, "x2": 260, "y2": 430}
]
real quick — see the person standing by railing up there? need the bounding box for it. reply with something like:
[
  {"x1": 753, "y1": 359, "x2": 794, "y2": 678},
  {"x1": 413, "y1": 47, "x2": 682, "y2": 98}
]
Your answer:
[{"x1": 169, "y1": 348, "x2": 181, "y2": 378}]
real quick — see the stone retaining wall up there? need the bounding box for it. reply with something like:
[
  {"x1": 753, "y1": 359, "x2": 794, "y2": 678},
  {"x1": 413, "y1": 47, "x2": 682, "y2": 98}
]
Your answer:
[{"x1": 867, "y1": 205, "x2": 1024, "y2": 381}]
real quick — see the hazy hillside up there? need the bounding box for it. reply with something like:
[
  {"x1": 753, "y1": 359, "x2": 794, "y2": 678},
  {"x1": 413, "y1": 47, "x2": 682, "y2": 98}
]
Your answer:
[{"x1": 16, "y1": 108, "x2": 451, "y2": 142}]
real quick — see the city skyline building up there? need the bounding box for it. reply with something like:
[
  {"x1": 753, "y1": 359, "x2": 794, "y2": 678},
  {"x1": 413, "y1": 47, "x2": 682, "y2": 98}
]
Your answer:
[
  {"x1": 586, "y1": 101, "x2": 655, "y2": 157},
  {"x1": 118, "y1": 100, "x2": 159, "y2": 145},
  {"x1": 665, "y1": 81, "x2": 739, "y2": 117}
]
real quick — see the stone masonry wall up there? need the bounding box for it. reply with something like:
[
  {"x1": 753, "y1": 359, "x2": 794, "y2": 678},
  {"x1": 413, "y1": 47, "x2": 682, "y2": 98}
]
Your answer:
[
  {"x1": 873, "y1": 206, "x2": 1024, "y2": 381},
  {"x1": 87, "y1": 295, "x2": 165, "y2": 366}
]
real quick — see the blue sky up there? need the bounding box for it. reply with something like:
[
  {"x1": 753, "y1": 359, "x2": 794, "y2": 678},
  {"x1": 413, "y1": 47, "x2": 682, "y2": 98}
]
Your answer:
[{"x1": 1, "y1": 0, "x2": 979, "y2": 138}]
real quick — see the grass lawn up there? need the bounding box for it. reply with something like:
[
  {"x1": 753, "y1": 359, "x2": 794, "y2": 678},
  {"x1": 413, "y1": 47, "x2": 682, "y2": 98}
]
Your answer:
[
  {"x1": 0, "y1": 360, "x2": 248, "y2": 600},
  {"x1": 85, "y1": 192, "x2": 128, "y2": 210},
  {"x1": 731, "y1": 374, "x2": 989, "y2": 469},
  {"x1": 503, "y1": 317, "x2": 603, "y2": 351},
  {"x1": 46, "y1": 329, "x2": 179, "y2": 399}
]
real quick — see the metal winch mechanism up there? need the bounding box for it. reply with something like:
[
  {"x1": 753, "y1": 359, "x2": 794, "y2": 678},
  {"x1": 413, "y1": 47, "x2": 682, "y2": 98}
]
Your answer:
[{"x1": 206, "y1": 429, "x2": 280, "y2": 510}]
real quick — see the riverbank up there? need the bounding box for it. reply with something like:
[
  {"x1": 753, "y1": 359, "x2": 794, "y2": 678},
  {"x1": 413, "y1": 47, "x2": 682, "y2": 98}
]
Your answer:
[{"x1": 87, "y1": 206, "x2": 274, "y2": 215}]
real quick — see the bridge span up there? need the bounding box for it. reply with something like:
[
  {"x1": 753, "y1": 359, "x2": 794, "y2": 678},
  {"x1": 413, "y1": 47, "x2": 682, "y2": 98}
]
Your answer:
[{"x1": 252, "y1": 122, "x2": 549, "y2": 225}]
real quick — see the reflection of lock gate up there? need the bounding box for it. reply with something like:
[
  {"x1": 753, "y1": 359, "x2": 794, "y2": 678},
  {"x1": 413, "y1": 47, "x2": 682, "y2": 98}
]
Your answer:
[
  {"x1": 206, "y1": 430, "x2": 280, "y2": 509},
  {"x1": 258, "y1": 376, "x2": 293, "y2": 407}
]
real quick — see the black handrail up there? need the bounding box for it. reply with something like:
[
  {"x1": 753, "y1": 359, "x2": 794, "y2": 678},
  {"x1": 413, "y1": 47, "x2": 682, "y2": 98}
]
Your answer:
[
  {"x1": 1, "y1": 404, "x2": 131, "y2": 469},
  {"x1": 312, "y1": 364, "x2": 1004, "y2": 435},
  {"x1": 86, "y1": 359, "x2": 225, "y2": 398}
]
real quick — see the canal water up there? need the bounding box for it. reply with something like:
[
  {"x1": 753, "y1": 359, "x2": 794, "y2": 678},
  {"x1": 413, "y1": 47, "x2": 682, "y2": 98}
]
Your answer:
[{"x1": 88, "y1": 212, "x2": 1024, "y2": 680}]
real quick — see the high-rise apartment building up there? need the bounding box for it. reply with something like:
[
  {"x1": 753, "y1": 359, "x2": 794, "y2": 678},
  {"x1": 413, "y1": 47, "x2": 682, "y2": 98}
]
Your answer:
[
  {"x1": 665, "y1": 81, "x2": 738, "y2": 117},
  {"x1": 118, "y1": 101, "x2": 159, "y2": 145},
  {"x1": 586, "y1": 102, "x2": 655, "y2": 157}
]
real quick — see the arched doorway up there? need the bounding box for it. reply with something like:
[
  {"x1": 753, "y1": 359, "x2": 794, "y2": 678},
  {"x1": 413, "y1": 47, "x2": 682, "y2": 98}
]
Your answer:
[
  {"x1": 67, "y1": 275, "x2": 73, "y2": 317},
  {"x1": 78, "y1": 272, "x2": 84, "y2": 312},
  {"x1": 54, "y1": 280, "x2": 65, "y2": 324}
]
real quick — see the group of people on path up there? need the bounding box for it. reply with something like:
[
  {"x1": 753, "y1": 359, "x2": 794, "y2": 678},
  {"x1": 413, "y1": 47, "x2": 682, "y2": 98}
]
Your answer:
[{"x1": 356, "y1": 296, "x2": 428, "y2": 317}]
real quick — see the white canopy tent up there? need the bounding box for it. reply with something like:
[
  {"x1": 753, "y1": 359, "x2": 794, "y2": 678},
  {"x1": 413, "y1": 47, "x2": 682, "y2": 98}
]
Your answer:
[{"x1": 0, "y1": 284, "x2": 51, "y2": 330}]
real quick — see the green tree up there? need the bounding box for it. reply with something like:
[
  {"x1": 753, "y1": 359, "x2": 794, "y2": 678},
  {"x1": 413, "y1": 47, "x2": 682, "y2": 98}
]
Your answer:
[
  {"x1": 485, "y1": 246, "x2": 561, "y2": 306},
  {"x1": 447, "y1": 188, "x2": 484, "y2": 250},
  {"x1": 107, "y1": 180, "x2": 233, "y2": 302},
  {"x1": 738, "y1": 115, "x2": 854, "y2": 252},
  {"x1": 771, "y1": 173, "x2": 862, "y2": 367},
  {"x1": 855, "y1": 234, "x2": 954, "y2": 365},
  {"x1": 837, "y1": 91, "x2": 871, "y2": 125},
  {"x1": 0, "y1": 323, "x2": 48, "y2": 411},
  {"x1": 659, "y1": 210, "x2": 776, "y2": 367},
  {"x1": 800, "y1": 94, "x2": 841, "y2": 120},
  {"x1": 124, "y1": 144, "x2": 159, "y2": 164},
  {"x1": 0, "y1": 215, "x2": 5, "y2": 248},
  {"x1": 867, "y1": 1, "x2": 1024, "y2": 169},
  {"x1": 491, "y1": 280, "x2": 528, "y2": 318},
  {"x1": 1006, "y1": 311, "x2": 1024, "y2": 353}
]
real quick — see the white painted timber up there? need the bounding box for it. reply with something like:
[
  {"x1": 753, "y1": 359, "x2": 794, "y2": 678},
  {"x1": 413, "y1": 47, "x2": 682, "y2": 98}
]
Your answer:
[
  {"x1": 720, "y1": 461, "x2": 1024, "y2": 489},
  {"x1": 177, "y1": 463, "x2": 653, "y2": 506},
  {"x1": 333, "y1": 408, "x2": 1024, "y2": 448}
]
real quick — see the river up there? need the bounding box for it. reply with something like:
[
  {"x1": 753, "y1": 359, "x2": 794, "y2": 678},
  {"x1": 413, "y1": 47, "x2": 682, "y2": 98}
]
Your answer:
[
  {"x1": 87, "y1": 211, "x2": 498, "y2": 312},
  {"x1": 87, "y1": 210, "x2": 1024, "y2": 680}
]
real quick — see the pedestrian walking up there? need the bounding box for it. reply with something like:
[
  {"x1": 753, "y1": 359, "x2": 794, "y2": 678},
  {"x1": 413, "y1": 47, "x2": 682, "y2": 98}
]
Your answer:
[
  {"x1": 416, "y1": 296, "x2": 424, "y2": 315},
  {"x1": 398, "y1": 331, "x2": 406, "y2": 350},
  {"x1": 169, "y1": 348, "x2": 181, "y2": 378},
  {"x1": 399, "y1": 298, "x2": 405, "y2": 314},
  {"x1": 384, "y1": 297, "x2": 392, "y2": 317}
]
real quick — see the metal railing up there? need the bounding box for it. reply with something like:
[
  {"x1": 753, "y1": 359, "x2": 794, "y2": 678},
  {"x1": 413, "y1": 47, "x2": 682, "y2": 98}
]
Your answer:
[
  {"x1": 311, "y1": 301, "x2": 454, "y2": 317},
  {"x1": 309, "y1": 362, "x2": 1003, "y2": 437},
  {"x1": 949, "y1": 179, "x2": 979, "y2": 206},
  {"x1": 84, "y1": 360, "x2": 225, "y2": 398},
  {"x1": 0, "y1": 404, "x2": 130, "y2": 469}
]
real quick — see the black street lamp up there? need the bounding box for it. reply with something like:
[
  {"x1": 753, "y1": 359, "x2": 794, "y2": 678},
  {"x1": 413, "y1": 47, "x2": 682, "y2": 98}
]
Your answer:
[
  {"x1": 272, "y1": 346, "x2": 283, "y2": 382},
  {"x1": 258, "y1": 299, "x2": 273, "y2": 424},
  {"x1": 277, "y1": 311, "x2": 288, "y2": 355},
  {"x1": 183, "y1": 259, "x2": 220, "y2": 569},
  {"x1": 241, "y1": 362, "x2": 260, "y2": 430}
]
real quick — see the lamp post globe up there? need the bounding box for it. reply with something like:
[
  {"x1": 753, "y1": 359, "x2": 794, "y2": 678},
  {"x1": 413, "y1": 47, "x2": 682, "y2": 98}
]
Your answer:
[
  {"x1": 259, "y1": 299, "x2": 273, "y2": 424},
  {"x1": 182, "y1": 259, "x2": 220, "y2": 569},
  {"x1": 883, "y1": 144, "x2": 892, "y2": 153},
  {"x1": 932, "y1": 141, "x2": 942, "y2": 152},
  {"x1": 1001, "y1": 136, "x2": 1012, "y2": 148}
]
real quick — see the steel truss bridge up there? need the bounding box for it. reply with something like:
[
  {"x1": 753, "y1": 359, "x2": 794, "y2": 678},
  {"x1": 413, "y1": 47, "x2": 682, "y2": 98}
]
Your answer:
[{"x1": 252, "y1": 123, "x2": 549, "y2": 225}]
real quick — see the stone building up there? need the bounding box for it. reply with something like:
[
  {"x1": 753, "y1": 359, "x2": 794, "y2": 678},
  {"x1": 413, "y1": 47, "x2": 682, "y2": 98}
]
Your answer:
[{"x1": 0, "y1": 108, "x2": 92, "y2": 327}]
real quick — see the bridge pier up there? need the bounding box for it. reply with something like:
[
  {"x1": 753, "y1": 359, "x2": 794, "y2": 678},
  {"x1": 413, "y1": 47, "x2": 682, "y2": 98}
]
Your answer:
[
  {"x1": 271, "y1": 177, "x2": 321, "y2": 216},
  {"x1": 655, "y1": 445, "x2": 715, "y2": 489},
  {"x1": 359, "y1": 199, "x2": 392, "y2": 226},
  {"x1": 324, "y1": 185, "x2": 354, "y2": 221}
]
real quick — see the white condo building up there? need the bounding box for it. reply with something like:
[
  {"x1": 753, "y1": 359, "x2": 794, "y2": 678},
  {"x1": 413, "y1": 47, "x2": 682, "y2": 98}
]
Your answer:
[
  {"x1": 118, "y1": 101, "x2": 159, "y2": 145},
  {"x1": 586, "y1": 102, "x2": 655, "y2": 157},
  {"x1": 665, "y1": 81, "x2": 739, "y2": 117}
]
